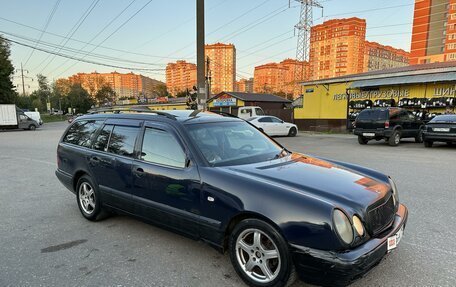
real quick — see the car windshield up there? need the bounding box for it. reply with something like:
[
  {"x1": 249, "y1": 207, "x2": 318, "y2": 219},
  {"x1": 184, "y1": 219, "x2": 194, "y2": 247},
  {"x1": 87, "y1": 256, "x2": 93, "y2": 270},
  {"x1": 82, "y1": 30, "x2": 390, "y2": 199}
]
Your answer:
[
  {"x1": 429, "y1": 115, "x2": 456, "y2": 123},
  {"x1": 187, "y1": 121, "x2": 285, "y2": 167}
]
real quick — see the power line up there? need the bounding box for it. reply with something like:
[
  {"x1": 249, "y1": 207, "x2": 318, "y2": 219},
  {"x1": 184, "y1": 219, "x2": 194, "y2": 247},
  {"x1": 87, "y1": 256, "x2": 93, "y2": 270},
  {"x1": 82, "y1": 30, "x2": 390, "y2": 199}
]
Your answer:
[
  {"x1": 1, "y1": 30, "x2": 165, "y2": 66},
  {"x1": 23, "y1": 0, "x2": 61, "y2": 66},
  {"x1": 7, "y1": 37, "x2": 165, "y2": 72},
  {"x1": 54, "y1": 0, "x2": 155, "y2": 78},
  {"x1": 0, "y1": 16, "x2": 191, "y2": 60},
  {"x1": 35, "y1": 0, "x2": 101, "y2": 73},
  {"x1": 39, "y1": 0, "x2": 137, "y2": 74}
]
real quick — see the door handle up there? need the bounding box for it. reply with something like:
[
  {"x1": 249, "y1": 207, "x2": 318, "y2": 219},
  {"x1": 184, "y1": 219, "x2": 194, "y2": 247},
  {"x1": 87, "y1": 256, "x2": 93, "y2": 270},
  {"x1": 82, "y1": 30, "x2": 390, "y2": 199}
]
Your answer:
[
  {"x1": 133, "y1": 167, "x2": 145, "y2": 177},
  {"x1": 89, "y1": 156, "x2": 100, "y2": 163}
]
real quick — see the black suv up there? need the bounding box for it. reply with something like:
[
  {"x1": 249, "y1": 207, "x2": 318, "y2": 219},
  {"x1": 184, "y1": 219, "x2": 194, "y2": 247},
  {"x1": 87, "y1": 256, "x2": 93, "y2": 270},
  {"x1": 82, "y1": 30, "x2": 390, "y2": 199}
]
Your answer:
[{"x1": 354, "y1": 107, "x2": 424, "y2": 146}]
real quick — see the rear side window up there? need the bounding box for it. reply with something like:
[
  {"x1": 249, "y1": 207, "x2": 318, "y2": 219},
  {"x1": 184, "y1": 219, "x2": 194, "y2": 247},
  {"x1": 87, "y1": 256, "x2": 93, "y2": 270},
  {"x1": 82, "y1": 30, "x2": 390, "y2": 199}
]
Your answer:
[
  {"x1": 93, "y1": 124, "x2": 113, "y2": 151},
  {"x1": 63, "y1": 120, "x2": 103, "y2": 147},
  {"x1": 107, "y1": 126, "x2": 139, "y2": 157},
  {"x1": 141, "y1": 128, "x2": 186, "y2": 168},
  {"x1": 258, "y1": 117, "x2": 272, "y2": 123},
  {"x1": 357, "y1": 109, "x2": 387, "y2": 121},
  {"x1": 255, "y1": 108, "x2": 264, "y2": 115},
  {"x1": 270, "y1": 117, "x2": 282, "y2": 123}
]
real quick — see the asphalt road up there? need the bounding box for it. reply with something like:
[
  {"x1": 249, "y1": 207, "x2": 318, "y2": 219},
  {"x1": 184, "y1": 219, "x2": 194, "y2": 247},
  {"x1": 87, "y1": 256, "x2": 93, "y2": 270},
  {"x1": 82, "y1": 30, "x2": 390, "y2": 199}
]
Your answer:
[{"x1": 0, "y1": 122, "x2": 455, "y2": 287}]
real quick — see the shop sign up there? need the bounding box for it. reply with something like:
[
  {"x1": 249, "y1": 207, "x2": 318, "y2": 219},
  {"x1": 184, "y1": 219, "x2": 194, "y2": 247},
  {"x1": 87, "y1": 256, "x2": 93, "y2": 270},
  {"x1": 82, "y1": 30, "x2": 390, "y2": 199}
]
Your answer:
[
  {"x1": 434, "y1": 86, "x2": 456, "y2": 97},
  {"x1": 213, "y1": 96, "x2": 237, "y2": 106},
  {"x1": 333, "y1": 89, "x2": 410, "y2": 101}
]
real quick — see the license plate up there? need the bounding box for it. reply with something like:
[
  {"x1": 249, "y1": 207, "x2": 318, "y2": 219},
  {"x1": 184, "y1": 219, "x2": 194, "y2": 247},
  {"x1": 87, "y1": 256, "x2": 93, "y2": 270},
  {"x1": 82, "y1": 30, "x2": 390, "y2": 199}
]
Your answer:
[
  {"x1": 363, "y1": 133, "x2": 375, "y2": 137},
  {"x1": 433, "y1": 128, "x2": 450, "y2": 132},
  {"x1": 387, "y1": 225, "x2": 404, "y2": 251}
]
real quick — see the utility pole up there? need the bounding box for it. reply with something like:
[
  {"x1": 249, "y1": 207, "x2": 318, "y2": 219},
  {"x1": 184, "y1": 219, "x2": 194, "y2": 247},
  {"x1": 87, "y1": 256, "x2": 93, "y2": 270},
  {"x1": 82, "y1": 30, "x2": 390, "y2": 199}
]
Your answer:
[
  {"x1": 15, "y1": 62, "x2": 33, "y2": 96},
  {"x1": 206, "y1": 56, "x2": 211, "y2": 99},
  {"x1": 294, "y1": 0, "x2": 323, "y2": 96},
  {"x1": 196, "y1": 0, "x2": 206, "y2": 110}
]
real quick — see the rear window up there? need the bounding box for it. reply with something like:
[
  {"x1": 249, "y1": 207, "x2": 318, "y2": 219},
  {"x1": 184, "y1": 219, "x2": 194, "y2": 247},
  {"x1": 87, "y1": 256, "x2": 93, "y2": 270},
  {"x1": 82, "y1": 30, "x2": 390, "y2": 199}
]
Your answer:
[
  {"x1": 63, "y1": 120, "x2": 103, "y2": 147},
  {"x1": 357, "y1": 109, "x2": 388, "y2": 121},
  {"x1": 429, "y1": 115, "x2": 456, "y2": 123}
]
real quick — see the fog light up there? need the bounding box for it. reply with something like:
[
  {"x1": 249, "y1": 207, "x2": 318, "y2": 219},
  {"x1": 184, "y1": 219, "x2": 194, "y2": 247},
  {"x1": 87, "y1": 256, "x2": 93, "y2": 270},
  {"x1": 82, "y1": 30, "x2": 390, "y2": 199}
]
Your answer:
[{"x1": 352, "y1": 215, "x2": 365, "y2": 237}]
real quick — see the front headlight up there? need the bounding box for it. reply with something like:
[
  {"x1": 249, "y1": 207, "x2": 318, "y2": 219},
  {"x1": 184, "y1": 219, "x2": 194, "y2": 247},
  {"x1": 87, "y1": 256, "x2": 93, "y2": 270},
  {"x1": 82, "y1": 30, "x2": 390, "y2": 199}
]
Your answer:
[
  {"x1": 333, "y1": 209, "x2": 354, "y2": 244},
  {"x1": 388, "y1": 177, "x2": 399, "y2": 205}
]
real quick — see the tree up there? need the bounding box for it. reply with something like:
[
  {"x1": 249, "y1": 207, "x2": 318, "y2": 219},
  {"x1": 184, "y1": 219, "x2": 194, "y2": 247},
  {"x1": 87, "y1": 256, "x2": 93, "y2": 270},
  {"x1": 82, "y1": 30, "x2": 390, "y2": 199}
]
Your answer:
[
  {"x1": 28, "y1": 74, "x2": 51, "y2": 112},
  {"x1": 152, "y1": 83, "x2": 169, "y2": 97},
  {"x1": 0, "y1": 35, "x2": 16, "y2": 104},
  {"x1": 95, "y1": 85, "x2": 116, "y2": 105},
  {"x1": 61, "y1": 84, "x2": 94, "y2": 114}
]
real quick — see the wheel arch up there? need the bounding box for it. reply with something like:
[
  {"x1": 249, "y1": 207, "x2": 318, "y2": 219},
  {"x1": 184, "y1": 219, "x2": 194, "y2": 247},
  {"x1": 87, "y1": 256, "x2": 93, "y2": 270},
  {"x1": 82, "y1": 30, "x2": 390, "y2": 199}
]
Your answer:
[
  {"x1": 73, "y1": 170, "x2": 90, "y2": 191},
  {"x1": 222, "y1": 211, "x2": 284, "y2": 252}
]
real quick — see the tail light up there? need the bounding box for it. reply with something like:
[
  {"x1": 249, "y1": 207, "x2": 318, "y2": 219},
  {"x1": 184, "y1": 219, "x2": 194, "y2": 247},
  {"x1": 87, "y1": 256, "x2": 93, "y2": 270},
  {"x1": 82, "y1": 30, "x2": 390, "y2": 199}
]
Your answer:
[{"x1": 385, "y1": 121, "x2": 390, "y2": 129}]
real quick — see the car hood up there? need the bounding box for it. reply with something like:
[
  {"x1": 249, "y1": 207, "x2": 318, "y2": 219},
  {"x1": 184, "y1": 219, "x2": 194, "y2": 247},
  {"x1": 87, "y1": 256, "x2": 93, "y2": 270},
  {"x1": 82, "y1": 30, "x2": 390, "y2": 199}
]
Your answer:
[{"x1": 221, "y1": 153, "x2": 389, "y2": 209}]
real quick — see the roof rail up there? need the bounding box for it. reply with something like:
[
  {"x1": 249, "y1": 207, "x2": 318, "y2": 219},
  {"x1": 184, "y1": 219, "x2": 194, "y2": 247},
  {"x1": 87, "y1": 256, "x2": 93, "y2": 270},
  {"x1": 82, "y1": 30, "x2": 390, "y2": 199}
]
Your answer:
[
  {"x1": 87, "y1": 106, "x2": 176, "y2": 120},
  {"x1": 210, "y1": 110, "x2": 239, "y2": 118}
]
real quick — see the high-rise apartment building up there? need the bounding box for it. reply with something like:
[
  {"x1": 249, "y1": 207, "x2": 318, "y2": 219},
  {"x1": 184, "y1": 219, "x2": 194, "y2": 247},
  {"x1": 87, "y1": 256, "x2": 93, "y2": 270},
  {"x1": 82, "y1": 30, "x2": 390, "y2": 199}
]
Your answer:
[
  {"x1": 205, "y1": 43, "x2": 236, "y2": 94},
  {"x1": 67, "y1": 72, "x2": 162, "y2": 99},
  {"x1": 235, "y1": 78, "x2": 254, "y2": 93},
  {"x1": 410, "y1": 0, "x2": 456, "y2": 64},
  {"x1": 309, "y1": 17, "x2": 366, "y2": 80},
  {"x1": 165, "y1": 60, "x2": 197, "y2": 96},
  {"x1": 363, "y1": 41, "x2": 410, "y2": 72},
  {"x1": 253, "y1": 59, "x2": 308, "y2": 96}
]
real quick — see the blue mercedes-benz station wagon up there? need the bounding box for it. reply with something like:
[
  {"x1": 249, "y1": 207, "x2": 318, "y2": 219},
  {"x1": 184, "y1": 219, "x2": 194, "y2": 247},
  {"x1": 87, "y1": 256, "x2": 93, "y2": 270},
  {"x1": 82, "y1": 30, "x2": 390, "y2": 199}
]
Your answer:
[{"x1": 56, "y1": 109, "x2": 408, "y2": 287}]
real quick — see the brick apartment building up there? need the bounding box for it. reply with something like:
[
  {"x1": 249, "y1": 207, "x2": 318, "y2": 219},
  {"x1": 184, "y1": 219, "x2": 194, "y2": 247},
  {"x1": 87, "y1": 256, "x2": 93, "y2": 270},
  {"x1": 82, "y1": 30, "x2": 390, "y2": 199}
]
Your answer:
[
  {"x1": 234, "y1": 78, "x2": 254, "y2": 93},
  {"x1": 67, "y1": 71, "x2": 162, "y2": 99},
  {"x1": 253, "y1": 59, "x2": 308, "y2": 96},
  {"x1": 410, "y1": 0, "x2": 456, "y2": 64},
  {"x1": 205, "y1": 43, "x2": 236, "y2": 94},
  {"x1": 309, "y1": 17, "x2": 367, "y2": 80},
  {"x1": 363, "y1": 41, "x2": 410, "y2": 72},
  {"x1": 165, "y1": 60, "x2": 197, "y2": 96}
]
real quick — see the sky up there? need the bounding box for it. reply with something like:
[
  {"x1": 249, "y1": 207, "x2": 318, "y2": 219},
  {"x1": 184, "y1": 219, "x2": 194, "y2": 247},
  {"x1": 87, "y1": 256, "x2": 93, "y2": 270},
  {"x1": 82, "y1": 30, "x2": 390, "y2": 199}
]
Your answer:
[{"x1": 0, "y1": 0, "x2": 415, "y2": 93}]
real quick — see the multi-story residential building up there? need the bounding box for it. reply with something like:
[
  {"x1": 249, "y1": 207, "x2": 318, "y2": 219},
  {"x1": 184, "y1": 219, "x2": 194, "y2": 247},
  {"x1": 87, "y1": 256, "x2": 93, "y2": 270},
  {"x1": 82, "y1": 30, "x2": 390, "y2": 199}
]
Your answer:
[
  {"x1": 363, "y1": 41, "x2": 410, "y2": 72},
  {"x1": 309, "y1": 17, "x2": 366, "y2": 80},
  {"x1": 253, "y1": 59, "x2": 308, "y2": 96},
  {"x1": 410, "y1": 0, "x2": 456, "y2": 64},
  {"x1": 67, "y1": 71, "x2": 162, "y2": 99},
  {"x1": 165, "y1": 60, "x2": 197, "y2": 96},
  {"x1": 205, "y1": 43, "x2": 236, "y2": 94},
  {"x1": 235, "y1": 78, "x2": 254, "y2": 93},
  {"x1": 253, "y1": 62, "x2": 287, "y2": 93}
]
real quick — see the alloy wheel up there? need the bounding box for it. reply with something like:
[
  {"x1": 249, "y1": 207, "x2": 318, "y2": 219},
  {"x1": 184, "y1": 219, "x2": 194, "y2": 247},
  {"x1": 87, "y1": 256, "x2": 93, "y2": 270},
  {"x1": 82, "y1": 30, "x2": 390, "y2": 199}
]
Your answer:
[
  {"x1": 235, "y1": 228, "x2": 281, "y2": 284},
  {"x1": 79, "y1": 182, "x2": 96, "y2": 215}
]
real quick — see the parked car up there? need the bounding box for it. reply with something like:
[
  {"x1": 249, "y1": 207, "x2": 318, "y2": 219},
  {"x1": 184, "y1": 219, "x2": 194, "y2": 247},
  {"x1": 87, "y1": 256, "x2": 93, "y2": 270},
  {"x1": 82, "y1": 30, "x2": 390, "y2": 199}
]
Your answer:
[
  {"x1": 237, "y1": 106, "x2": 265, "y2": 119},
  {"x1": 423, "y1": 114, "x2": 456, "y2": 147},
  {"x1": 353, "y1": 107, "x2": 424, "y2": 146},
  {"x1": 56, "y1": 109, "x2": 407, "y2": 287},
  {"x1": 248, "y1": 115, "x2": 298, "y2": 137}
]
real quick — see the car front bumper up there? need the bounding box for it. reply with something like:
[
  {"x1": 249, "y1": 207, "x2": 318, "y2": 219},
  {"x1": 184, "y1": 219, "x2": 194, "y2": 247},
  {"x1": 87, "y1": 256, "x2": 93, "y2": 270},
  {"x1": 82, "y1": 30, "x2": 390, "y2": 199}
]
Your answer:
[{"x1": 291, "y1": 204, "x2": 408, "y2": 286}]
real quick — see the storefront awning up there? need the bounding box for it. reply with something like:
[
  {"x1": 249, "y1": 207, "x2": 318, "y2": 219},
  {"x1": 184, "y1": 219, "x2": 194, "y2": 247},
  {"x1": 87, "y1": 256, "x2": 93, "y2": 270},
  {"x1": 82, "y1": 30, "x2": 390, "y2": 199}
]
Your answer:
[{"x1": 350, "y1": 72, "x2": 456, "y2": 88}]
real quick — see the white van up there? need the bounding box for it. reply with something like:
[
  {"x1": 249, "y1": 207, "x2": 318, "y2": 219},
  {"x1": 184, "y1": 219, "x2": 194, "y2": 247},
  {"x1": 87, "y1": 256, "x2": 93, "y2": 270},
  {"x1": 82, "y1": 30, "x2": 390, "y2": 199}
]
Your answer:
[{"x1": 24, "y1": 111, "x2": 43, "y2": 125}]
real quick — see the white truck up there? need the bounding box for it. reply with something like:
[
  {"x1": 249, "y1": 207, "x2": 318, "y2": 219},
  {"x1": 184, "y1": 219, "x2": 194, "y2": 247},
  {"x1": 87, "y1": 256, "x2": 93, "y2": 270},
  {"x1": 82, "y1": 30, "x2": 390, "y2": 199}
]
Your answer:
[
  {"x1": 24, "y1": 111, "x2": 43, "y2": 125},
  {"x1": 237, "y1": 106, "x2": 265, "y2": 119},
  {"x1": 0, "y1": 105, "x2": 40, "y2": 131}
]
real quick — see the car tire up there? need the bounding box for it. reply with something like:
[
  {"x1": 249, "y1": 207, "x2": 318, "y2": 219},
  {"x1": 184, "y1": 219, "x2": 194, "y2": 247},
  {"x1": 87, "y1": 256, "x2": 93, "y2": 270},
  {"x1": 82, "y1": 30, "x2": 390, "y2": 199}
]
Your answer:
[
  {"x1": 415, "y1": 129, "x2": 424, "y2": 143},
  {"x1": 29, "y1": 124, "x2": 36, "y2": 131},
  {"x1": 76, "y1": 175, "x2": 108, "y2": 221},
  {"x1": 229, "y1": 219, "x2": 296, "y2": 287},
  {"x1": 424, "y1": 141, "x2": 433, "y2": 148},
  {"x1": 388, "y1": 130, "x2": 401, "y2": 146},
  {"x1": 358, "y1": 136, "x2": 368, "y2": 145},
  {"x1": 288, "y1": 127, "x2": 297, "y2": 137}
]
